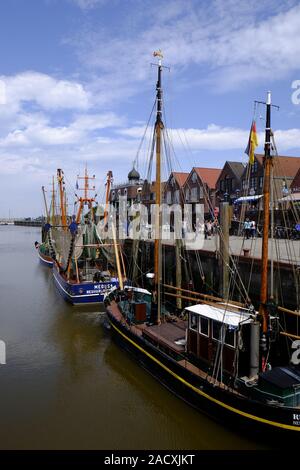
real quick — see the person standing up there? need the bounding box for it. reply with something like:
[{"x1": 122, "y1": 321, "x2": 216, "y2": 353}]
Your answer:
[
  {"x1": 244, "y1": 218, "x2": 250, "y2": 239},
  {"x1": 251, "y1": 219, "x2": 256, "y2": 238}
]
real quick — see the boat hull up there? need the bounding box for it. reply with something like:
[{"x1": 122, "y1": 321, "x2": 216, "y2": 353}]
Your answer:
[
  {"x1": 53, "y1": 265, "x2": 118, "y2": 305},
  {"x1": 36, "y1": 245, "x2": 53, "y2": 267},
  {"x1": 106, "y1": 306, "x2": 300, "y2": 437}
]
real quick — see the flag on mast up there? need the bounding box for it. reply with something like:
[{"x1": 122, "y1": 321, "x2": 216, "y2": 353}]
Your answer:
[{"x1": 245, "y1": 120, "x2": 258, "y2": 165}]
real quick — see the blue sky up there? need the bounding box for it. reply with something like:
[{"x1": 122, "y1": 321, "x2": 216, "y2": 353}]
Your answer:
[{"x1": 1, "y1": 0, "x2": 300, "y2": 217}]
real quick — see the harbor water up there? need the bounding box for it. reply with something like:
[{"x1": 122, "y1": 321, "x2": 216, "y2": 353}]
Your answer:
[{"x1": 0, "y1": 225, "x2": 268, "y2": 450}]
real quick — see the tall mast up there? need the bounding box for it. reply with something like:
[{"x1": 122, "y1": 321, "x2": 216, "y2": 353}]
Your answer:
[
  {"x1": 42, "y1": 185, "x2": 50, "y2": 223},
  {"x1": 104, "y1": 170, "x2": 113, "y2": 227},
  {"x1": 259, "y1": 91, "x2": 272, "y2": 351},
  {"x1": 75, "y1": 167, "x2": 96, "y2": 224},
  {"x1": 154, "y1": 51, "x2": 164, "y2": 324},
  {"x1": 57, "y1": 169, "x2": 67, "y2": 229},
  {"x1": 51, "y1": 176, "x2": 56, "y2": 226}
]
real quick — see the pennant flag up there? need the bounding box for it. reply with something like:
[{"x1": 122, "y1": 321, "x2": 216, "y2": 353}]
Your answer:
[{"x1": 245, "y1": 120, "x2": 258, "y2": 165}]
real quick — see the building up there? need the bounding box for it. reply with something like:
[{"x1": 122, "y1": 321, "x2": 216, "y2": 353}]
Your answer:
[
  {"x1": 216, "y1": 161, "x2": 245, "y2": 205},
  {"x1": 183, "y1": 167, "x2": 222, "y2": 219},
  {"x1": 163, "y1": 171, "x2": 189, "y2": 205},
  {"x1": 241, "y1": 154, "x2": 300, "y2": 200},
  {"x1": 291, "y1": 167, "x2": 300, "y2": 193},
  {"x1": 109, "y1": 166, "x2": 144, "y2": 209}
]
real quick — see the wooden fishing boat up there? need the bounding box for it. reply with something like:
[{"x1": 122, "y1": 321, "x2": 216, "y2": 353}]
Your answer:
[{"x1": 105, "y1": 52, "x2": 300, "y2": 435}]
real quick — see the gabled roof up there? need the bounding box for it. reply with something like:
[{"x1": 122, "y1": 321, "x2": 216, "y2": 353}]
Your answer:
[
  {"x1": 291, "y1": 167, "x2": 300, "y2": 189},
  {"x1": 193, "y1": 167, "x2": 222, "y2": 189},
  {"x1": 226, "y1": 161, "x2": 246, "y2": 179},
  {"x1": 255, "y1": 154, "x2": 300, "y2": 178},
  {"x1": 169, "y1": 171, "x2": 189, "y2": 188}
]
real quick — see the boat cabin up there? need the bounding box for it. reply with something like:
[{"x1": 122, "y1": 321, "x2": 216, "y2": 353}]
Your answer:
[{"x1": 185, "y1": 303, "x2": 253, "y2": 376}]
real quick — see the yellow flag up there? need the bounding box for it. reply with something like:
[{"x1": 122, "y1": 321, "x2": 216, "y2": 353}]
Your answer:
[{"x1": 245, "y1": 120, "x2": 258, "y2": 165}]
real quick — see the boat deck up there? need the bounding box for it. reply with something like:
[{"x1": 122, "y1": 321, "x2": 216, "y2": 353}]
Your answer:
[
  {"x1": 142, "y1": 321, "x2": 187, "y2": 354},
  {"x1": 108, "y1": 301, "x2": 241, "y2": 394}
]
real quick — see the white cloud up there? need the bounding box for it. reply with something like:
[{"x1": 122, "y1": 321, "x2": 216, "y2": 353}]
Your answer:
[
  {"x1": 118, "y1": 123, "x2": 300, "y2": 153},
  {"x1": 69, "y1": 0, "x2": 300, "y2": 97},
  {"x1": 0, "y1": 112, "x2": 124, "y2": 147},
  {"x1": 0, "y1": 72, "x2": 91, "y2": 112}
]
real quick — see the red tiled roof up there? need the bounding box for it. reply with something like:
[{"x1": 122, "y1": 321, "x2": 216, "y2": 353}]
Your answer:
[
  {"x1": 171, "y1": 171, "x2": 189, "y2": 187},
  {"x1": 255, "y1": 154, "x2": 300, "y2": 178},
  {"x1": 193, "y1": 167, "x2": 222, "y2": 189}
]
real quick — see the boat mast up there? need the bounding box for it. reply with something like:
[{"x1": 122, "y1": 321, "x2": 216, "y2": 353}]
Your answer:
[
  {"x1": 51, "y1": 176, "x2": 56, "y2": 226},
  {"x1": 259, "y1": 91, "x2": 272, "y2": 361},
  {"x1": 57, "y1": 169, "x2": 67, "y2": 229},
  {"x1": 154, "y1": 51, "x2": 164, "y2": 324},
  {"x1": 42, "y1": 185, "x2": 50, "y2": 223},
  {"x1": 104, "y1": 170, "x2": 113, "y2": 227},
  {"x1": 76, "y1": 167, "x2": 96, "y2": 224}
]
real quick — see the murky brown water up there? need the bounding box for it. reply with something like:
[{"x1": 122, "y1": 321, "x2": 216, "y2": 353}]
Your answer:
[{"x1": 0, "y1": 226, "x2": 268, "y2": 449}]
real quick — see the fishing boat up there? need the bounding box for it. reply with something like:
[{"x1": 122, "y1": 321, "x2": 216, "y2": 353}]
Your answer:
[
  {"x1": 50, "y1": 168, "x2": 120, "y2": 305},
  {"x1": 105, "y1": 52, "x2": 300, "y2": 435}
]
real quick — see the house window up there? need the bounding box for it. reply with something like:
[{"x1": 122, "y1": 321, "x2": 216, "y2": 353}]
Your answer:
[
  {"x1": 189, "y1": 313, "x2": 198, "y2": 331},
  {"x1": 250, "y1": 177, "x2": 257, "y2": 190},
  {"x1": 199, "y1": 186, "x2": 204, "y2": 199},
  {"x1": 199, "y1": 316, "x2": 209, "y2": 337},
  {"x1": 220, "y1": 180, "x2": 224, "y2": 192},
  {"x1": 174, "y1": 190, "x2": 180, "y2": 203},
  {"x1": 225, "y1": 177, "x2": 232, "y2": 193},
  {"x1": 191, "y1": 187, "x2": 198, "y2": 201},
  {"x1": 259, "y1": 176, "x2": 263, "y2": 188},
  {"x1": 251, "y1": 161, "x2": 258, "y2": 173},
  {"x1": 185, "y1": 188, "x2": 190, "y2": 201},
  {"x1": 192, "y1": 172, "x2": 197, "y2": 183}
]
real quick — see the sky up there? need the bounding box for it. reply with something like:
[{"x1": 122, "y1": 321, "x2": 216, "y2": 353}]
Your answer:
[{"x1": 1, "y1": 0, "x2": 300, "y2": 217}]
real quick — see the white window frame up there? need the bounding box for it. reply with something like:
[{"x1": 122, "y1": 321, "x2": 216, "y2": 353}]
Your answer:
[{"x1": 199, "y1": 316, "x2": 209, "y2": 337}]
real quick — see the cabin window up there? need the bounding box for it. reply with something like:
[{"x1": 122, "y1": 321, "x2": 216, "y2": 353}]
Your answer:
[
  {"x1": 192, "y1": 172, "x2": 197, "y2": 183},
  {"x1": 225, "y1": 327, "x2": 236, "y2": 348},
  {"x1": 212, "y1": 321, "x2": 222, "y2": 341},
  {"x1": 189, "y1": 313, "x2": 198, "y2": 331},
  {"x1": 199, "y1": 316, "x2": 209, "y2": 337},
  {"x1": 212, "y1": 321, "x2": 236, "y2": 347}
]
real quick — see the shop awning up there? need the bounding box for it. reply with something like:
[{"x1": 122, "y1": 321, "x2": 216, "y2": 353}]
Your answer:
[
  {"x1": 278, "y1": 192, "x2": 300, "y2": 203},
  {"x1": 234, "y1": 195, "x2": 263, "y2": 204}
]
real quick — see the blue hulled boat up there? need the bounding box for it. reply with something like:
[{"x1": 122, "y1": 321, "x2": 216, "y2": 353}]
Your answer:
[{"x1": 52, "y1": 263, "x2": 118, "y2": 305}]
